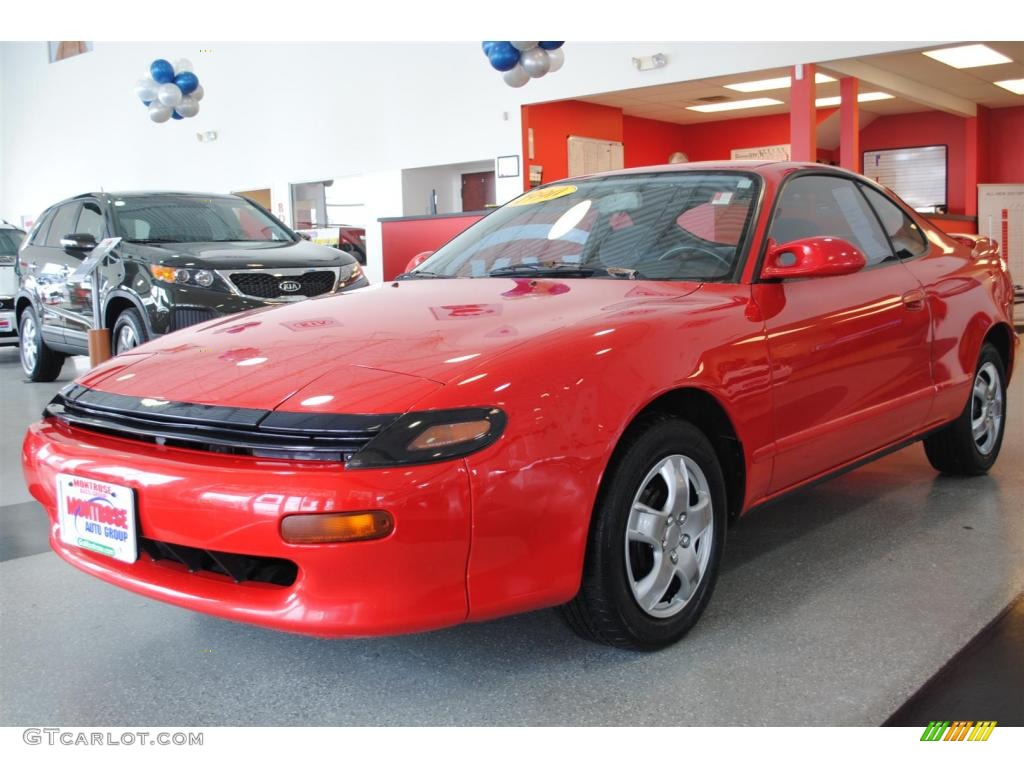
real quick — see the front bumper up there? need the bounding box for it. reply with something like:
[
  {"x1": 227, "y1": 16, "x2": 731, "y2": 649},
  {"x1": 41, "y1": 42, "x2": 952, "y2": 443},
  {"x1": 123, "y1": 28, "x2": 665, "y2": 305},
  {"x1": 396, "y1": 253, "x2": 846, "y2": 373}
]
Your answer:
[
  {"x1": 23, "y1": 418, "x2": 472, "y2": 637},
  {"x1": 0, "y1": 309, "x2": 16, "y2": 343}
]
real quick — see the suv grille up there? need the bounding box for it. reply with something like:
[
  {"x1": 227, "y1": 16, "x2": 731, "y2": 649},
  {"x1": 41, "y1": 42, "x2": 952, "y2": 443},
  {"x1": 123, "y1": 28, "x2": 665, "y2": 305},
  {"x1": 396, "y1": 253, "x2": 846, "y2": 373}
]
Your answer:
[
  {"x1": 140, "y1": 538, "x2": 298, "y2": 586},
  {"x1": 229, "y1": 271, "x2": 335, "y2": 299},
  {"x1": 46, "y1": 385, "x2": 398, "y2": 463}
]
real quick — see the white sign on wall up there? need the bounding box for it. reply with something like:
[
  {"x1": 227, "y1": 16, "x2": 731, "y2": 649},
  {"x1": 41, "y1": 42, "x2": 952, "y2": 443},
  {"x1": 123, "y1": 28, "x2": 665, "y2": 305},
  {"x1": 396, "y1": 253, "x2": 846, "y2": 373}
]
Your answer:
[
  {"x1": 978, "y1": 184, "x2": 1024, "y2": 292},
  {"x1": 731, "y1": 144, "x2": 791, "y2": 161}
]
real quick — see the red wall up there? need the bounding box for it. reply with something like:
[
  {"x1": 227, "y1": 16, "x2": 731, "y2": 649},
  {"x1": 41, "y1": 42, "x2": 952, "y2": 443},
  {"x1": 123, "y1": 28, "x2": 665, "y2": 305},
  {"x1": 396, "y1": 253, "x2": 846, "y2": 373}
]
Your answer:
[
  {"x1": 380, "y1": 214, "x2": 485, "y2": 280},
  {"x1": 987, "y1": 106, "x2": 1024, "y2": 183},
  {"x1": 521, "y1": 100, "x2": 623, "y2": 190},
  {"x1": 622, "y1": 116, "x2": 689, "y2": 167}
]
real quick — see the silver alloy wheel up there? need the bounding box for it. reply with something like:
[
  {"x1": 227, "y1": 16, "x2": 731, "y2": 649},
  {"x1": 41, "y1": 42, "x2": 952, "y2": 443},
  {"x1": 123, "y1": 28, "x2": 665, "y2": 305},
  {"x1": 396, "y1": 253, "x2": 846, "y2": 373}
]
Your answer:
[
  {"x1": 116, "y1": 323, "x2": 139, "y2": 354},
  {"x1": 625, "y1": 454, "x2": 714, "y2": 618},
  {"x1": 971, "y1": 361, "x2": 1004, "y2": 456},
  {"x1": 20, "y1": 313, "x2": 38, "y2": 374}
]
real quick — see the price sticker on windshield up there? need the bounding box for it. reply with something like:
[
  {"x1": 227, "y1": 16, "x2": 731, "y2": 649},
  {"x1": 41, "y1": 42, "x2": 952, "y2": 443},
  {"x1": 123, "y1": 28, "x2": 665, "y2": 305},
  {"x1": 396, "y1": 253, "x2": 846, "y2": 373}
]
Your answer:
[{"x1": 509, "y1": 185, "x2": 577, "y2": 206}]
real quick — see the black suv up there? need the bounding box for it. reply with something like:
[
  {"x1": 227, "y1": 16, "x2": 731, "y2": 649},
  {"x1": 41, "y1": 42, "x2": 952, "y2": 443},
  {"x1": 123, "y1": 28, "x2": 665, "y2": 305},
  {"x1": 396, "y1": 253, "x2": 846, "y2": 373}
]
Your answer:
[{"x1": 16, "y1": 192, "x2": 368, "y2": 381}]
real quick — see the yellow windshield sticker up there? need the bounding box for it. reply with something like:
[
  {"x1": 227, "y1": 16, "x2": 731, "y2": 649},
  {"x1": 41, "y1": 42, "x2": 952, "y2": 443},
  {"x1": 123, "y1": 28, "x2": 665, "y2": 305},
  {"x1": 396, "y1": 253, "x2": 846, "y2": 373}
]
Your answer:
[{"x1": 509, "y1": 185, "x2": 577, "y2": 206}]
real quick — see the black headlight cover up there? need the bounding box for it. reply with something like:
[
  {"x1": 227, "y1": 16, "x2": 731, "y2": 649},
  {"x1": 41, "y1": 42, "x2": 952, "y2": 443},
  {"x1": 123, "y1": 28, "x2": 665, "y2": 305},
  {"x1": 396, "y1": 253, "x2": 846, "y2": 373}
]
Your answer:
[{"x1": 344, "y1": 407, "x2": 507, "y2": 469}]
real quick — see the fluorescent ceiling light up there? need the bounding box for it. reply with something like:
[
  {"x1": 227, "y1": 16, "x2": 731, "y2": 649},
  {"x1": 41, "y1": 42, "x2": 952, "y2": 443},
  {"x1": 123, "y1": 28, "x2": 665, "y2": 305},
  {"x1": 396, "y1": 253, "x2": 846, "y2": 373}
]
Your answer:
[
  {"x1": 725, "y1": 73, "x2": 835, "y2": 92},
  {"x1": 993, "y1": 78, "x2": 1024, "y2": 95},
  {"x1": 687, "y1": 97, "x2": 784, "y2": 113},
  {"x1": 815, "y1": 91, "x2": 894, "y2": 107},
  {"x1": 923, "y1": 44, "x2": 1011, "y2": 68}
]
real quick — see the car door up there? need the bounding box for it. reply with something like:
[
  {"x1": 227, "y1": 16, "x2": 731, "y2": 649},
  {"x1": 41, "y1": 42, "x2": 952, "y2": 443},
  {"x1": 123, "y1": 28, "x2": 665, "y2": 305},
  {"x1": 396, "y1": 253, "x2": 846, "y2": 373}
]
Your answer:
[
  {"x1": 21, "y1": 203, "x2": 83, "y2": 348},
  {"x1": 760, "y1": 173, "x2": 934, "y2": 493},
  {"x1": 61, "y1": 199, "x2": 110, "y2": 345}
]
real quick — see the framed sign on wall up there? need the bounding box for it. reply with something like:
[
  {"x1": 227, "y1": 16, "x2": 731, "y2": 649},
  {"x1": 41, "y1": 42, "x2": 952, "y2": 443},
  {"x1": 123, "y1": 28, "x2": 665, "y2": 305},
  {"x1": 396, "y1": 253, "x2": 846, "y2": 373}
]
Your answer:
[{"x1": 863, "y1": 145, "x2": 948, "y2": 212}]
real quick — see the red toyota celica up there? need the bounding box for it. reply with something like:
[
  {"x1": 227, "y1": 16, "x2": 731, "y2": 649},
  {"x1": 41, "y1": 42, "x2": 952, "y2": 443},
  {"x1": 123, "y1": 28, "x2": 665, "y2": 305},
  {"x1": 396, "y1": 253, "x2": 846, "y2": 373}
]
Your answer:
[{"x1": 22, "y1": 162, "x2": 1016, "y2": 650}]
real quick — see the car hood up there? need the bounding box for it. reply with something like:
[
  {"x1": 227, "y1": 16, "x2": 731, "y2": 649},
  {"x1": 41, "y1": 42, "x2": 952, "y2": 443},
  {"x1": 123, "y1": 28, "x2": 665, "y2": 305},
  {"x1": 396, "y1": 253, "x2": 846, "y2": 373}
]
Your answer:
[
  {"x1": 81, "y1": 278, "x2": 701, "y2": 414},
  {"x1": 125, "y1": 238, "x2": 354, "y2": 270}
]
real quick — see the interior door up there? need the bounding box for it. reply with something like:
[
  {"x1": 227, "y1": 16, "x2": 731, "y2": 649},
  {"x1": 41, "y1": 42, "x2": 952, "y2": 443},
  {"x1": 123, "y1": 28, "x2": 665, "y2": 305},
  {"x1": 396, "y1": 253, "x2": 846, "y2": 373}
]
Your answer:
[
  {"x1": 761, "y1": 174, "x2": 934, "y2": 493},
  {"x1": 461, "y1": 171, "x2": 495, "y2": 212}
]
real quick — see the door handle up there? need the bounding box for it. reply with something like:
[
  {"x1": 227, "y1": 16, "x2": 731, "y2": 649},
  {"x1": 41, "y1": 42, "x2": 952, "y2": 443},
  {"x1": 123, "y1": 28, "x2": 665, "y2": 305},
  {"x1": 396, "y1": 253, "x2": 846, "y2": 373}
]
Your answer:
[{"x1": 901, "y1": 289, "x2": 926, "y2": 311}]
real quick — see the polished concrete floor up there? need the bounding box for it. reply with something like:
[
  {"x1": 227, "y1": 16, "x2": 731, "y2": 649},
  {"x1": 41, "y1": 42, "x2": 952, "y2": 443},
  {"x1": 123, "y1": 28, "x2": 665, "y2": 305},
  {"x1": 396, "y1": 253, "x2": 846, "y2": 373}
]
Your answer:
[{"x1": 1, "y1": 346, "x2": 1022, "y2": 726}]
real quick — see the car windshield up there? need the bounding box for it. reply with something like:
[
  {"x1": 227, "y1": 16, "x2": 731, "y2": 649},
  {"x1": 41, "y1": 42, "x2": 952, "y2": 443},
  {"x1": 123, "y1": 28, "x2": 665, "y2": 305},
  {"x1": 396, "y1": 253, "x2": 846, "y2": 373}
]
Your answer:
[
  {"x1": 111, "y1": 195, "x2": 294, "y2": 243},
  {"x1": 0, "y1": 229, "x2": 24, "y2": 260},
  {"x1": 411, "y1": 172, "x2": 760, "y2": 281}
]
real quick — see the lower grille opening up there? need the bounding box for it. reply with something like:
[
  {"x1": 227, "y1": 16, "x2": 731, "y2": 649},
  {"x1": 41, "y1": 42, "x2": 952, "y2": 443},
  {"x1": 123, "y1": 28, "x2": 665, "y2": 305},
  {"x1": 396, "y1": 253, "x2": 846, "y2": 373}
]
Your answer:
[
  {"x1": 140, "y1": 537, "x2": 298, "y2": 587},
  {"x1": 171, "y1": 307, "x2": 218, "y2": 332}
]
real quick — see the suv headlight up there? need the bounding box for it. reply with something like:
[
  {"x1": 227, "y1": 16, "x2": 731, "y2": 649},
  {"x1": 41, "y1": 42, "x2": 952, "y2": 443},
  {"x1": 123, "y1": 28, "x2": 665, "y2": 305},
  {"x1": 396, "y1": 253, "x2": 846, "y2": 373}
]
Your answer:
[
  {"x1": 150, "y1": 264, "x2": 224, "y2": 290},
  {"x1": 345, "y1": 407, "x2": 506, "y2": 469},
  {"x1": 338, "y1": 262, "x2": 364, "y2": 287}
]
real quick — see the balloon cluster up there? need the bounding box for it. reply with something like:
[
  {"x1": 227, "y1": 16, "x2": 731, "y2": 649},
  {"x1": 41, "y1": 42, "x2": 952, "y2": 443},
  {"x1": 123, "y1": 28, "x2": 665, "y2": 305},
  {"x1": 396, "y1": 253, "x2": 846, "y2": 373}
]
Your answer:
[
  {"x1": 134, "y1": 58, "x2": 205, "y2": 123},
  {"x1": 482, "y1": 42, "x2": 565, "y2": 88}
]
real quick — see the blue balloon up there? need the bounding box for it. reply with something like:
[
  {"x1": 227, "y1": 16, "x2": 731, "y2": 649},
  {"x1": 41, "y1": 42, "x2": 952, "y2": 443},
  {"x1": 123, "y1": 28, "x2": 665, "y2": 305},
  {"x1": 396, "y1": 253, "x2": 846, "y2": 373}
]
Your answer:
[
  {"x1": 150, "y1": 59, "x2": 175, "y2": 84},
  {"x1": 482, "y1": 41, "x2": 497, "y2": 56},
  {"x1": 538, "y1": 41, "x2": 564, "y2": 50},
  {"x1": 142, "y1": 99, "x2": 152, "y2": 106},
  {"x1": 487, "y1": 42, "x2": 520, "y2": 72},
  {"x1": 174, "y1": 71, "x2": 199, "y2": 95},
  {"x1": 171, "y1": 111, "x2": 184, "y2": 120}
]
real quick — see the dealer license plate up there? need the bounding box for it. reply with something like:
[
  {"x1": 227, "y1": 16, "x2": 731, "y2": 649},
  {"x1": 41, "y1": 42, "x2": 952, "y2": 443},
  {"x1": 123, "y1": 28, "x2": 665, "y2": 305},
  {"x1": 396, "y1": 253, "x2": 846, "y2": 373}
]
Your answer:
[{"x1": 57, "y1": 473, "x2": 138, "y2": 563}]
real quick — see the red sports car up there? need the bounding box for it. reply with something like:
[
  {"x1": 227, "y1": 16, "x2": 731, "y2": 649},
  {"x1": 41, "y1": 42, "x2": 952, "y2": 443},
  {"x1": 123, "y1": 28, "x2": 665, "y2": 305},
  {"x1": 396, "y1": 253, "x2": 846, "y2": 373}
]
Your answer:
[{"x1": 23, "y1": 163, "x2": 1016, "y2": 649}]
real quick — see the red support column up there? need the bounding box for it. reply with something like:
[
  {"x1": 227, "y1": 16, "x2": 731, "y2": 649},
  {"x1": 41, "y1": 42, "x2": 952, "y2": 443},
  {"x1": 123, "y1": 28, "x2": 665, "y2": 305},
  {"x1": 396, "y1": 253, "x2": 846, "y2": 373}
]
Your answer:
[
  {"x1": 839, "y1": 77, "x2": 860, "y2": 173},
  {"x1": 789, "y1": 63, "x2": 817, "y2": 162},
  {"x1": 965, "y1": 115, "x2": 978, "y2": 217}
]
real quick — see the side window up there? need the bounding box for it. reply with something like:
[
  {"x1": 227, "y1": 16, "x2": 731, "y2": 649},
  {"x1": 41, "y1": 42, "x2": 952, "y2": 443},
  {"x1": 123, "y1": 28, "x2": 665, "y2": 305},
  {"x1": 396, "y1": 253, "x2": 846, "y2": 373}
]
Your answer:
[
  {"x1": 75, "y1": 201, "x2": 106, "y2": 240},
  {"x1": 769, "y1": 175, "x2": 897, "y2": 267},
  {"x1": 43, "y1": 204, "x2": 81, "y2": 247},
  {"x1": 859, "y1": 185, "x2": 929, "y2": 259},
  {"x1": 30, "y1": 209, "x2": 56, "y2": 245}
]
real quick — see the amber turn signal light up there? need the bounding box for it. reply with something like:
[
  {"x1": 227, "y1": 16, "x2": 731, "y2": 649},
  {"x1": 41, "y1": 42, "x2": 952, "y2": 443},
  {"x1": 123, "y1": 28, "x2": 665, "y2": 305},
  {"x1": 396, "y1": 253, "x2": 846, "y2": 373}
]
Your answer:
[
  {"x1": 407, "y1": 420, "x2": 491, "y2": 451},
  {"x1": 280, "y1": 510, "x2": 394, "y2": 544}
]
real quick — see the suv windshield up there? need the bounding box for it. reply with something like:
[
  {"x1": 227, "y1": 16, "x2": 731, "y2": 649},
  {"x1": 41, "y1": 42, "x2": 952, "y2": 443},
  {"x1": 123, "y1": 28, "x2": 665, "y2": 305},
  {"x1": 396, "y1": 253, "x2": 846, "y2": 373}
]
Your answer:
[
  {"x1": 112, "y1": 195, "x2": 294, "y2": 244},
  {"x1": 0, "y1": 229, "x2": 24, "y2": 262},
  {"x1": 411, "y1": 172, "x2": 759, "y2": 281}
]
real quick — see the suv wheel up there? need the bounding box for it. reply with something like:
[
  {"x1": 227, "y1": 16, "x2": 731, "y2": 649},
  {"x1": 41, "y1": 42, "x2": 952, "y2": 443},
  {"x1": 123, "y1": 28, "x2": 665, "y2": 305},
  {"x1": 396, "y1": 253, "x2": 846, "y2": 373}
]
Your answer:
[
  {"x1": 112, "y1": 308, "x2": 149, "y2": 355},
  {"x1": 19, "y1": 305, "x2": 66, "y2": 382}
]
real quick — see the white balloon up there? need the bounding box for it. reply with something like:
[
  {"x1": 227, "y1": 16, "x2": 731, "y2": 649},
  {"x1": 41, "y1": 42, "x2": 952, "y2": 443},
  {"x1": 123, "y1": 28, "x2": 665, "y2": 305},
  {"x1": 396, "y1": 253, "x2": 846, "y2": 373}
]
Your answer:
[
  {"x1": 135, "y1": 77, "x2": 159, "y2": 102},
  {"x1": 503, "y1": 65, "x2": 530, "y2": 88},
  {"x1": 547, "y1": 47, "x2": 565, "y2": 73},
  {"x1": 157, "y1": 82, "x2": 183, "y2": 107},
  {"x1": 191, "y1": 83, "x2": 205, "y2": 101},
  {"x1": 173, "y1": 58, "x2": 193, "y2": 74},
  {"x1": 176, "y1": 95, "x2": 200, "y2": 118},
  {"x1": 149, "y1": 103, "x2": 172, "y2": 123},
  {"x1": 510, "y1": 41, "x2": 539, "y2": 51},
  {"x1": 520, "y1": 47, "x2": 550, "y2": 78}
]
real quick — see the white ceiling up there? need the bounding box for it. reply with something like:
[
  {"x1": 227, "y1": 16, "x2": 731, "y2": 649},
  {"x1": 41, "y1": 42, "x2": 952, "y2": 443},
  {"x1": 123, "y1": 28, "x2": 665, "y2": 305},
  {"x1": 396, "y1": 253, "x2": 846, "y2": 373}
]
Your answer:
[{"x1": 577, "y1": 41, "x2": 1024, "y2": 126}]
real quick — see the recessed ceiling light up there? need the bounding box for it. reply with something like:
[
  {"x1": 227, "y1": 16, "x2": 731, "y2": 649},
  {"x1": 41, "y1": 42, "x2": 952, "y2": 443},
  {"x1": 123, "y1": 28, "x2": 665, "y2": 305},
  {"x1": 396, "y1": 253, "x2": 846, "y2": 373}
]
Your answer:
[
  {"x1": 815, "y1": 91, "x2": 895, "y2": 107},
  {"x1": 993, "y1": 78, "x2": 1024, "y2": 95},
  {"x1": 923, "y1": 44, "x2": 1011, "y2": 68},
  {"x1": 687, "y1": 97, "x2": 784, "y2": 113},
  {"x1": 724, "y1": 72, "x2": 836, "y2": 92}
]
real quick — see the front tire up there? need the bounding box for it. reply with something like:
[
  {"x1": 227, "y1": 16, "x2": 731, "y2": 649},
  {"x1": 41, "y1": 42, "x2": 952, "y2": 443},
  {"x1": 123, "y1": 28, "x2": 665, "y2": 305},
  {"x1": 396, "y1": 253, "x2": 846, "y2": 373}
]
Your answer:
[
  {"x1": 112, "y1": 308, "x2": 149, "y2": 355},
  {"x1": 18, "y1": 305, "x2": 66, "y2": 382},
  {"x1": 562, "y1": 415, "x2": 727, "y2": 650},
  {"x1": 923, "y1": 343, "x2": 1007, "y2": 475}
]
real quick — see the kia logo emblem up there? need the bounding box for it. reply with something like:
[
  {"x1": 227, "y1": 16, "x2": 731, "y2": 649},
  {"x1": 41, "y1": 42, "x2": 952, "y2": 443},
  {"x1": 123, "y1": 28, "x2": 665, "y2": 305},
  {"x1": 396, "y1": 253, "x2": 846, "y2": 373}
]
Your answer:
[{"x1": 279, "y1": 280, "x2": 301, "y2": 292}]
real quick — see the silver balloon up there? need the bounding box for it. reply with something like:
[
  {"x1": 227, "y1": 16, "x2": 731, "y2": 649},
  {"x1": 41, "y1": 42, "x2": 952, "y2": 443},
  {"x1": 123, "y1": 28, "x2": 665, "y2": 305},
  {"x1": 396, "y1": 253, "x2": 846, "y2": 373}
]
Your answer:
[
  {"x1": 510, "y1": 41, "x2": 539, "y2": 51},
  {"x1": 520, "y1": 47, "x2": 550, "y2": 78},
  {"x1": 148, "y1": 103, "x2": 172, "y2": 123},
  {"x1": 156, "y1": 82, "x2": 183, "y2": 107},
  {"x1": 176, "y1": 95, "x2": 200, "y2": 118},
  {"x1": 173, "y1": 58, "x2": 193, "y2": 74},
  {"x1": 191, "y1": 83, "x2": 205, "y2": 102},
  {"x1": 547, "y1": 47, "x2": 565, "y2": 73},
  {"x1": 502, "y1": 65, "x2": 530, "y2": 88},
  {"x1": 135, "y1": 77, "x2": 158, "y2": 102}
]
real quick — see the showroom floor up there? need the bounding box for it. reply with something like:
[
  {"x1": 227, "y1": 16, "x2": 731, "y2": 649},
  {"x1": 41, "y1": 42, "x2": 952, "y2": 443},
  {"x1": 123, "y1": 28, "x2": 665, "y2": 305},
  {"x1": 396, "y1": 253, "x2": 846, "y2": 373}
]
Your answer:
[{"x1": 1, "y1": 347, "x2": 1021, "y2": 726}]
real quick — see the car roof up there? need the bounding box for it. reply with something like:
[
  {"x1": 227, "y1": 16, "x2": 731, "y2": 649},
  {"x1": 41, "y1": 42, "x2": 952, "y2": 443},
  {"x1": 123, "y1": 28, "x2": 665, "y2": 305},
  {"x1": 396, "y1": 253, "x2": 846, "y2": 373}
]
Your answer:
[
  {"x1": 573, "y1": 160, "x2": 853, "y2": 182},
  {"x1": 44, "y1": 191, "x2": 245, "y2": 209}
]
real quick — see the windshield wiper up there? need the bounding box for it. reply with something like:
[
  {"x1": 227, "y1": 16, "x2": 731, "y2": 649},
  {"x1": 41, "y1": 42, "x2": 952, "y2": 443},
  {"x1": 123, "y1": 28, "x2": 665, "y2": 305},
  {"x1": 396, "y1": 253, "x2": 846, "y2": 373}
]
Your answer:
[
  {"x1": 394, "y1": 270, "x2": 453, "y2": 280},
  {"x1": 487, "y1": 263, "x2": 639, "y2": 279}
]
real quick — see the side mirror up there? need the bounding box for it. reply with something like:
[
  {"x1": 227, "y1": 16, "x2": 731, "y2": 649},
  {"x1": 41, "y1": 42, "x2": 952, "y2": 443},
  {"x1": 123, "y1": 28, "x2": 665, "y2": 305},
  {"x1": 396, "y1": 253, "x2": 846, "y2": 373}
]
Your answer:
[
  {"x1": 60, "y1": 233, "x2": 98, "y2": 251},
  {"x1": 761, "y1": 236, "x2": 866, "y2": 280},
  {"x1": 404, "y1": 250, "x2": 434, "y2": 273},
  {"x1": 297, "y1": 231, "x2": 312, "y2": 241}
]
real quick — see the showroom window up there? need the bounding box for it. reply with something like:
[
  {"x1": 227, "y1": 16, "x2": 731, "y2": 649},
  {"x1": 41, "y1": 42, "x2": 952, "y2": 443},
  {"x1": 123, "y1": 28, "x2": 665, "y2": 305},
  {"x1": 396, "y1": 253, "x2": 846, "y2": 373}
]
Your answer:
[
  {"x1": 859, "y1": 185, "x2": 929, "y2": 260},
  {"x1": 769, "y1": 175, "x2": 895, "y2": 267}
]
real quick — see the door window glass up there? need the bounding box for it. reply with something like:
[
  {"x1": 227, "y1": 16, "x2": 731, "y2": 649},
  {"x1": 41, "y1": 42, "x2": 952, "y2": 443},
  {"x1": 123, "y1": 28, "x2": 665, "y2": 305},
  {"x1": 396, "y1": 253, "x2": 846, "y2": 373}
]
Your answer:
[
  {"x1": 75, "y1": 202, "x2": 105, "y2": 240},
  {"x1": 769, "y1": 175, "x2": 896, "y2": 267},
  {"x1": 44, "y1": 204, "x2": 81, "y2": 247},
  {"x1": 859, "y1": 185, "x2": 929, "y2": 259}
]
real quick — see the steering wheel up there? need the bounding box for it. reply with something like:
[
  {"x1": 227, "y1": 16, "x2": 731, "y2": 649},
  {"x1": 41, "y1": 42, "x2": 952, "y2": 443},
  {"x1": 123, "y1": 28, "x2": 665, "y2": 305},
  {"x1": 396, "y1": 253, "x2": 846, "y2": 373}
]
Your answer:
[{"x1": 656, "y1": 242, "x2": 733, "y2": 270}]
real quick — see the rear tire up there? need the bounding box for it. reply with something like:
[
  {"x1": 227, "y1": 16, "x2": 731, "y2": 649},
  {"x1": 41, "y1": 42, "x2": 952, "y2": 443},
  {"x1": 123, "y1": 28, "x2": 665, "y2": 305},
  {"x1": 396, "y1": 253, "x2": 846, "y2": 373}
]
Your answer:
[
  {"x1": 18, "y1": 304, "x2": 66, "y2": 382},
  {"x1": 562, "y1": 415, "x2": 727, "y2": 650},
  {"x1": 923, "y1": 343, "x2": 1007, "y2": 476},
  {"x1": 112, "y1": 308, "x2": 149, "y2": 355}
]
